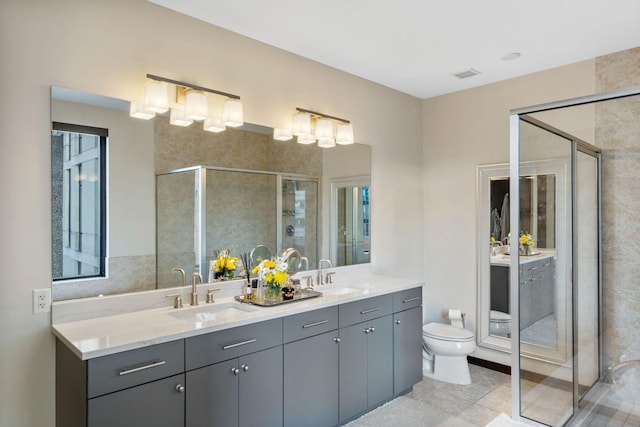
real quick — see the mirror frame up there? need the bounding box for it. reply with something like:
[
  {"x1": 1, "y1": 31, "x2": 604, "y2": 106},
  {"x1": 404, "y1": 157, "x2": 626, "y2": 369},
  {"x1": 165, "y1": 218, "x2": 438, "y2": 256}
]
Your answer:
[{"x1": 476, "y1": 158, "x2": 572, "y2": 363}]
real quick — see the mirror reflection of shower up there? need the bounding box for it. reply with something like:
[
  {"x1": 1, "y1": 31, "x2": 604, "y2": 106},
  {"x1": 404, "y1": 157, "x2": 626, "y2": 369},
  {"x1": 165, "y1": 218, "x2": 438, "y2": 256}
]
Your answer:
[{"x1": 332, "y1": 177, "x2": 371, "y2": 267}]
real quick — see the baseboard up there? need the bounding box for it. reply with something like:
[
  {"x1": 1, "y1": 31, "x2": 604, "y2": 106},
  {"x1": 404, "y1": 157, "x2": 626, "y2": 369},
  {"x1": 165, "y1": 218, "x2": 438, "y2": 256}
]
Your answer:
[{"x1": 468, "y1": 356, "x2": 511, "y2": 375}]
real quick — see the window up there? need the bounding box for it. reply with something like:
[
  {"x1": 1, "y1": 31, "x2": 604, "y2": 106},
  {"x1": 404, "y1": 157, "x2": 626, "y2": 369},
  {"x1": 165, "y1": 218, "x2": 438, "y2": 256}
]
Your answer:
[{"x1": 51, "y1": 122, "x2": 107, "y2": 280}]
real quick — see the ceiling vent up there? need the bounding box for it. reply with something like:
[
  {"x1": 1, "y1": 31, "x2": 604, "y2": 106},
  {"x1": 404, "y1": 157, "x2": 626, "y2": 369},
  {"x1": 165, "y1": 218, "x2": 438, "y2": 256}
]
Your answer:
[{"x1": 454, "y1": 68, "x2": 482, "y2": 79}]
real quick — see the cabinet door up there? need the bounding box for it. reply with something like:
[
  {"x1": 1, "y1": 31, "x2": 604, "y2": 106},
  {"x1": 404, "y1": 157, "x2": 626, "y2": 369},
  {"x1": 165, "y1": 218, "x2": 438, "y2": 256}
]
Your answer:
[
  {"x1": 239, "y1": 346, "x2": 283, "y2": 427},
  {"x1": 339, "y1": 321, "x2": 368, "y2": 422},
  {"x1": 88, "y1": 374, "x2": 185, "y2": 427},
  {"x1": 366, "y1": 315, "x2": 393, "y2": 408},
  {"x1": 393, "y1": 306, "x2": 423, "y2": 394},
  {"x1": 186, "y1": 360, "x2": 239, "y2": 427},
  {"x1": 284, "y1": 331, "x2": 339, "y2": 427}
]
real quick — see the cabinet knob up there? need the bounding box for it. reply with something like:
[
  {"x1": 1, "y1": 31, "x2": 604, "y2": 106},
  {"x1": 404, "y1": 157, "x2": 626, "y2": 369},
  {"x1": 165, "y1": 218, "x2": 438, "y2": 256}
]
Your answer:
[
  {"x1": 363, "y1": 328, "x2": 370, "y2": 334},
  {"x1": 333, "y1": 337, "x2": 341, "y2": 343},
  {"x1": 241, "y1": 364, "x2": 249, "y2": 372},
  {"x1": 369, "y1": 327, "x2": 376, "y2": 333},
  {"x1": 231, "y1": 367, "x2": 240, "y2": 375},
  {"x1": 175, "y1": 384, "x2": 185, "y2": 393},
  {"x1": 395, "y1": 319, "x2": 402, "y2": 325}
]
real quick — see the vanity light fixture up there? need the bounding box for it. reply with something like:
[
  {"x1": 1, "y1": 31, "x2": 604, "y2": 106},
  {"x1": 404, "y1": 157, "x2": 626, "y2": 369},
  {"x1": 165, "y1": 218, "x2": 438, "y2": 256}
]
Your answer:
[
  {"x1": 335, "y1": 123, "x2": 354, "y2": 145},
  {"x1": 203, "y1": 116, "x2": 226, "y2": 133},
  {"x1": 273, "y1": 128, "x2": 293, "y2": 141},
  {"x1": 185, "y1": 91, "x2": 208, "y2": 121},
  {"x1": 221, "y1": 99, "x2": 244, "y2": 127},
  {"x1": 143, "y1": 82, "x2": 170, "y2": 113},
  {"x1": 131, "y1": 74, "x2": 243, "y2": 132},
  {"x1": 291, "y1": 107, "x2": 354, "y2": 147},
  {"x1": 169, "y1": 105, "x2": 193, "y2": 127},
  {"x1": 297, "y1": 133, "x2": 317, "y2": 145},
  {"x1": 129, "y1": 100, "x2": 155, "y2": 120}
]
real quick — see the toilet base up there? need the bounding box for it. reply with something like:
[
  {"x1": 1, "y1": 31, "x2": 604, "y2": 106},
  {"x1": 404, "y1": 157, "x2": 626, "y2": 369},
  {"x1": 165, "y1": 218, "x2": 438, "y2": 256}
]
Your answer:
[{"x1": 423, "y1": 355, "x2": 471, "y2": 385}]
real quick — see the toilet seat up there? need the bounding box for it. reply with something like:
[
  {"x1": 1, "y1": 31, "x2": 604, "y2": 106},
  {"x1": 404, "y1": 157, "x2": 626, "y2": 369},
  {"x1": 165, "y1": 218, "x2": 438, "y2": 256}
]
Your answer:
[
  {"x1": 423, "y1": 323, "x2": 474, "y2": 342},
  {"x1": 490, "y1": 310, "x2": 511, "y2": 323}
]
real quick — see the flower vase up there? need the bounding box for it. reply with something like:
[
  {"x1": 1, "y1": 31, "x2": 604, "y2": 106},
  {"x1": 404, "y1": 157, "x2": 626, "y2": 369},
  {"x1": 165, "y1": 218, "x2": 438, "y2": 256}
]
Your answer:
[
  {"x1": 519, "y1": 245, "x2": 530, "y2": 256},
  {"x1": 264, "y1": 284, "x2": 281, "y2": 303}
]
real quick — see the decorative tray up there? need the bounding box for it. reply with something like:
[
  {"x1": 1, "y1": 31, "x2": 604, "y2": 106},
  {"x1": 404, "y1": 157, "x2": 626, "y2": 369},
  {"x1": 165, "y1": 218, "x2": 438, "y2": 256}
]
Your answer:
[{"x1": 234, "y1": 289, "x2": 323, "y2": 307}]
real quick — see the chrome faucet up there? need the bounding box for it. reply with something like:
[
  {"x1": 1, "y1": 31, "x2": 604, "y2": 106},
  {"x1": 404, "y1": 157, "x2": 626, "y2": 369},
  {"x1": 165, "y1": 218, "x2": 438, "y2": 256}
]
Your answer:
[
  {"x1": 317, "y1": 259, "x2": 333, "y2": 285},
  {"x1": 172, "y1": 268, "x2": 186, "y2": 286},
  {"x1": 191, "y1": 272, "x2": 203, "y2": 306},
  {"x1": 300, "y1": 256, "x2": 309, "y2": 271}
]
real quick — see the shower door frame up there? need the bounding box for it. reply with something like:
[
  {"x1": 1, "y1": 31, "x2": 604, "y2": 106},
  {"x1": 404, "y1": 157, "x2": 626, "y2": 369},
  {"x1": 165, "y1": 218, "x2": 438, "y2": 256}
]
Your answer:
[{"x1": 509, "y1": 85, "x2": 640, "y2": 426}]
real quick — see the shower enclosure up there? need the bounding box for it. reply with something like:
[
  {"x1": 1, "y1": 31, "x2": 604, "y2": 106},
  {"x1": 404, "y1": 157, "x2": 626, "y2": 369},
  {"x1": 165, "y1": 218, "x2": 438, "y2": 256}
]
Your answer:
[
  {"x1": 156, "y1": 166, "x2": 318, "y2": 287},
  {"x1": 510, "y1": 86, "x2": 640, "y2": 426}
]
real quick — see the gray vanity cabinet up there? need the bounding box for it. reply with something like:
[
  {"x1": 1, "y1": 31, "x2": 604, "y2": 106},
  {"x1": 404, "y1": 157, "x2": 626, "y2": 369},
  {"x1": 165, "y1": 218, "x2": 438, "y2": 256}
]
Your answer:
[
  {"x1": 339, "y1": 315, "x2": 393, "y2": 423},
  {"x1": 338, "y1": 295, "x2": 394, "y2": 423},
  {"x1": 283, "y1": 307, "x2": 340, "y2": 427},
  {"x1": 184, "y1": 318, "x2": 283, "y2": 427},
  {"x1": 392, "y1": 287, "x2": 423, "y2": 395},
  {"x1": 56, "y1": 338, "x2": 186, "y2": 427},
  {"x1": 87, "y1": 373, "x2": 185, "y2": 427},
  {"x1": 186, "y1": 346, "x2": 283, "y2": 427}
]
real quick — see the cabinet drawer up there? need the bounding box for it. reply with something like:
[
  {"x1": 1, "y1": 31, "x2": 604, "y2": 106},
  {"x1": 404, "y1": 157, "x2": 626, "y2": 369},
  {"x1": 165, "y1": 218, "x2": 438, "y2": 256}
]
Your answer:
[
  {"x1": 87, "y1": 340, "x2": 184, "y2": 398},
  {"x1": 283, "y1": 306, "x2": 338, "y2": 343},
  {"x1": 88, "y1": 373, "x2": 185, "y2": 427},
  {"x1": 339, "y1": 294, "x2": 392, "y2": 328},
  {"x1": 392, "y1": 287, "x2": 422, "y2": 312},
  {"x1": 185, "y1": 318, "x2": 282, "y2": 370}
]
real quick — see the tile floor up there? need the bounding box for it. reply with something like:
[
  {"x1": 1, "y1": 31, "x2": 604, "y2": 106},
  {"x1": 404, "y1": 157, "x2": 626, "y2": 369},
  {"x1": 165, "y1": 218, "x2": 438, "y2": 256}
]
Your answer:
[
  {"x1": 346, "y1": 363, "x2": 632, "y2": 426},
  {"x1": 346, "y1": 364, "x2": 514, "y2": 426}
]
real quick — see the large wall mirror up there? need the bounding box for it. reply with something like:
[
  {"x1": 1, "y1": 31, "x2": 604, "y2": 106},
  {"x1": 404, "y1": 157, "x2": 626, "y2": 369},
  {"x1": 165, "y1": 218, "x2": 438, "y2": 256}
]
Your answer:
[
  {"x1": 477, "y1": 153, "x2": 571, "y2": 363},
  {"x1": 51, "y1": 87, "x2": 371, "y2": 300}
]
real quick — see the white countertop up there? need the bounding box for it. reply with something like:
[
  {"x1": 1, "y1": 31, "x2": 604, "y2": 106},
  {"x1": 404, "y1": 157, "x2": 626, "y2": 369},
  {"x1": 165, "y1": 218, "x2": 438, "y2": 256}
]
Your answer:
[
  {"x1": 52, "y1": 273, "x2": 423, "y2": 360},
  {"x1": 490, "y1": 249, "x2": 556, "y2": 267}
]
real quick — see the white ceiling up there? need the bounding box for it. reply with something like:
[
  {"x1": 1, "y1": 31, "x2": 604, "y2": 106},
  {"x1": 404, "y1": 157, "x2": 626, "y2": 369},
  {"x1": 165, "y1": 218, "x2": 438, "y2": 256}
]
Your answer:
[{"x1": 148, "y1": 0, "x2": 640, "y2": 99}]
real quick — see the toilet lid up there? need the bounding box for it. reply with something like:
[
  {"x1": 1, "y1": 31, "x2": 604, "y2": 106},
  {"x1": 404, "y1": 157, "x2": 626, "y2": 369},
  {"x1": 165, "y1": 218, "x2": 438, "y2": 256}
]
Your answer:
[
  {"x1": 490, "y1": 310, "x2": 511, "y2": 322},
  {"x1": 422, "y1": 322, "x2": 474, "y2": 342}
]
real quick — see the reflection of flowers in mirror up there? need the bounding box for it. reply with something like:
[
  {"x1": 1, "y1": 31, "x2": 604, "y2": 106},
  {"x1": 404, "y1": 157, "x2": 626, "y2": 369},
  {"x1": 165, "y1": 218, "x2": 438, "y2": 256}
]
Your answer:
[
  {"x1": 214, "y1": 250, "x2": 239, "y2": 279},
  {"x1": 519, "y1": 232, "x2": 534, "y2": 248},
  {"x1": 519, "y1": 232, "x2": 534, "y2": 255}
]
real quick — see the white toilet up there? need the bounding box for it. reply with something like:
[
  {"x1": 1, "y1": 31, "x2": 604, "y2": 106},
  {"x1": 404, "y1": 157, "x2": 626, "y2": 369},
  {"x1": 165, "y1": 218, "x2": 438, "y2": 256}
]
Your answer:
[
  {"x1": 422, "y1": 309, "x2": 476, "y2": 385},
  {"x1": 489, "y1": 310, "x2": 511, "y2": 338}
]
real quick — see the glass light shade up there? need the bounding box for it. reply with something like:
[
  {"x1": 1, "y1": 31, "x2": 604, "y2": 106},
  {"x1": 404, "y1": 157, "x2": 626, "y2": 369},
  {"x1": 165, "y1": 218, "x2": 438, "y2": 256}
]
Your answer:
[
  {"x1": 335, "y1": 123, "x2": 354, "y2": 145},
  {"x1": 317, "y1": 137, "x2": 336, "y2": 148},
  {"x1": 203, "y1": 116, "x2": 226, "y2": 133},
  {"x1": 129, "y1": 101, "x2": 155, "y2": 120},
  {"x1": 315, "y1": 118, "x2": 334, "y2": 139},
  {"x1": 169, "y1": 106, "x2": 193, "y2": 127},
  {"x1": 143, "y1": 82, "x2": 169, "y2": 113},
  {"x1": 273, "y1": 128, "x2": 293, "y2": 141},
  {"x1": 292, "y1": 112, "x2": 311, "y2": 136},
  {"x1": 222, "y1": 99, "x2": 243, "y2": 127},
  {"x1": 185, "y1": 91, "x2": 208, "y2": 121},
  {"x1": 297, "y1": 133, "x2": 316, "y2": 145}
]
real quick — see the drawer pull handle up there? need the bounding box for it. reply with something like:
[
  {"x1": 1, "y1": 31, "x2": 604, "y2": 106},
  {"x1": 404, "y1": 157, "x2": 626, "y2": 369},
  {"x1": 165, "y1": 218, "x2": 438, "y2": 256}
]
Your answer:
[
  {"x1": 303, "y1": 320, "x2": 328, "y2": 329},
  {"x1": 119, "y1": 360, "x2": 166, "y2": 376},
  {"x1": 360, "y1": 307, "x2": 380, "y2": 315},
  {"x1": 223, "y1": 339, "x2": 257, "y2": 350},
  {"x1": 402, "y1": 297, "x2": 420, "y2": 303}
]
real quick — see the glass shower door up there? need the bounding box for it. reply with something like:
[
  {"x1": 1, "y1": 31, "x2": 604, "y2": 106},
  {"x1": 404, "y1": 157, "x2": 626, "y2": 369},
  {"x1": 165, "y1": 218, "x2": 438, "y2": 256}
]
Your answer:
[{"x1": 518, "y1": 118, "x2": 574, "y2": 426}]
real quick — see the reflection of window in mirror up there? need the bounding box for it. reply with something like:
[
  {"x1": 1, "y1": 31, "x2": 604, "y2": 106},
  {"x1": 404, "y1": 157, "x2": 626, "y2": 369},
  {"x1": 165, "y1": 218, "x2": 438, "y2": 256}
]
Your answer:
[{"x1": 51, "y1": 122, "x2": 107, "y2": 281}]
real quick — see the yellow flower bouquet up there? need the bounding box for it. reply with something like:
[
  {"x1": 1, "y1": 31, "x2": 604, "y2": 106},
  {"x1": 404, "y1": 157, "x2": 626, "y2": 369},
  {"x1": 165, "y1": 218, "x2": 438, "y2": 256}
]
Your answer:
[
  {"x1": 519, "y1": 232, "x2": 535, "y2": 255},
  {"x1": 252, "y1": 256, "x2": 288, "y2": 301},
  {"x1": 213, "y1": 250, "x2": 239, "y2": 280}
]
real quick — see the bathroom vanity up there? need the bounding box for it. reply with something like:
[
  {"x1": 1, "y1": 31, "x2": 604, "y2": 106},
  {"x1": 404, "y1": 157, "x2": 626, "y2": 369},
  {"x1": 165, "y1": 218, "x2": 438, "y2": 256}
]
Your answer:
[{"x1": 53, "y1": 275, "x2": 423, "y2": 427}]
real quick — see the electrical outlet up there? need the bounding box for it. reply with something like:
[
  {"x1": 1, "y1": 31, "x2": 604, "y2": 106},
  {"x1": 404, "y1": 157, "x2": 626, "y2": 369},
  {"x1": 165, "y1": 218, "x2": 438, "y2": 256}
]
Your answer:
[{"x1": 33, "y1": 288, "x2": 51, "y2": 314}]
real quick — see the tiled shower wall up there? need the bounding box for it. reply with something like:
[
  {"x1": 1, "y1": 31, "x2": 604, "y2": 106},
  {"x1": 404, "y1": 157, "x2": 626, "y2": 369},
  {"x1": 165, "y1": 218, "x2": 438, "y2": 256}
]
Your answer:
[{"x1": 595, "y1": 47, "x2": 640, "y2": 371}]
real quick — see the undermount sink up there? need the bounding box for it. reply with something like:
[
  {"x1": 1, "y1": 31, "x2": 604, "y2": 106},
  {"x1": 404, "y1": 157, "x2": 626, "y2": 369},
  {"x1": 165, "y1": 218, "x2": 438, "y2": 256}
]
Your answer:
[
  {"x1": 321, "y1": 287, "x2": 361, "y2": 295},
  {"x1": 168, "y1": 302, "x2": 257, "y2": 323}
]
